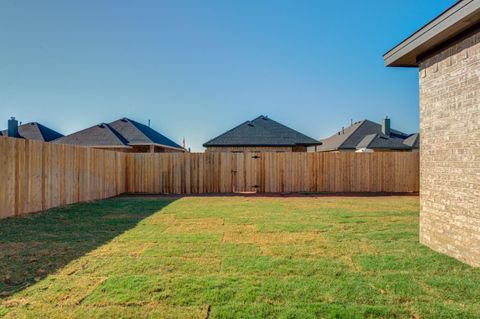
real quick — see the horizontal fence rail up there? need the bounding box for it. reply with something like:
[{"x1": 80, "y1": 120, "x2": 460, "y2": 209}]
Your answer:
[
  {"x1": 126, "y1": 152, "x2": 419, "y2": 194},
  {"x1": 0, "y1": 136, "x2": 419, "y2": 218}
]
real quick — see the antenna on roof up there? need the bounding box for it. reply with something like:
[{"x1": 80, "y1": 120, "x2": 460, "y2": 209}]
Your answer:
[
  {"x1": 148, "y1": 119, "x2": 151, "y2": 127},
  {"x1": 350, "y1": 119, "x2": 353, "y2": 125}
]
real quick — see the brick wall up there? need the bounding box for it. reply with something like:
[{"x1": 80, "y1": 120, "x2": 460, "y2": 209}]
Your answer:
[{"x1": 419, "y1": 30, "x2": 480, "y2": 267}]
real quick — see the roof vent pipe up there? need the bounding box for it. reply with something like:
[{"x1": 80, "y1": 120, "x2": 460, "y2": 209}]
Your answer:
[
  {"x1": 8, "y1": 117, "x2": 19, "y2": 138},
  {"x1": 382, "y1": 116, "x2": 391, "y2": 136}
]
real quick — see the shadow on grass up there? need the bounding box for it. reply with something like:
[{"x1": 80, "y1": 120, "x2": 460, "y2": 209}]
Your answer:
[{"x1": 0, "y1": 197, "x2": 176, "y2": 298}]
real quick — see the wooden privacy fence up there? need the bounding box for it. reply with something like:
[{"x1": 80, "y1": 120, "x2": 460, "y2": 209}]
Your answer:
[
  {"x1": 0, "y1": 137, "x2": 126, "y2": 218},
  {"x1": 126, "y1": 152, "x2": 419, "y2": 194},
  {"x1": 0, "y1": 136, "x2": 419, "y2": 218}
]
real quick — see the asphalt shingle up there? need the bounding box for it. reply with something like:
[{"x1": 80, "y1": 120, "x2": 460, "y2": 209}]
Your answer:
[
  {"x1": 318, "y1": 119, "x2": 419, "y2": 151},
  {"x1": 0, "y1": 122, "x2": 64, "y2": 142},
  {"x1": 108, "y1": 118, "x2": 182, "y2": 149},
  {"x1": 203, "y1": 115, "x2": 320, "y2": 147},
  {"x1": 53, "y1": 123, "x2": 131, "y2": 148},
  {"x1": 52, "y1": 118, "x2": 183, "y2": 151}
]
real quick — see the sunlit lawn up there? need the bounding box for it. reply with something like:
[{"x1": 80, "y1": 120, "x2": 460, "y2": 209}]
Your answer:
[{"x1": 1, "y1": 196, "x2": 479, "y2": 318}]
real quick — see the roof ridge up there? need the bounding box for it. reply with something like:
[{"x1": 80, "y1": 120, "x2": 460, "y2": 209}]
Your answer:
[
  {"x1": 128, "y1": 118, "x2": 183, "y2": 149},
  {"x1": 337, "y1": 120, "x2": 367, "y2": 149},
  {"x1": 116, "y1": 118, "x2": 151, "y2": 145},
  {"x1": 360, "y1": 133, "x2": 378, "y2": 149},
  {"x1": 103, "y1": 123, "x2": 130, "y2": 146},
  {"x1": 53, "y1": 122, "x2": 129, "y2": 146}
]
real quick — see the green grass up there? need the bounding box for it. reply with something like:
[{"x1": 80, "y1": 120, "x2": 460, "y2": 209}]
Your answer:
[{"x1": 1, "y1": 196, "x2": 479, "y2": 318}]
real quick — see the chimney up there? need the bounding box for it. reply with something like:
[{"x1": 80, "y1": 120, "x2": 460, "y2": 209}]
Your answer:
[
  {"x1": 8, "y1": 117, "x2": 19, "y2": 138},
  {"x1": 382, "y1": 116, "x2": 391, "y2": 136}
]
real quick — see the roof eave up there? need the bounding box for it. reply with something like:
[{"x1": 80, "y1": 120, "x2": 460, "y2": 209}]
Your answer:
[
  {"x1": 56, "y1": 144, "x2": 132, "y2": 149},
  {"x1": 384, "y1": 0, "x2": 480, "y2": 67},
  {"x1": 128, "y1": 142, "x2": 185, "y2": 151},
  {"x1": 367, "y1": 146, "x2": 413, "y2": 150},
  {"x1": 203, "y1": 143, "x2": 320, "y2": 148}
]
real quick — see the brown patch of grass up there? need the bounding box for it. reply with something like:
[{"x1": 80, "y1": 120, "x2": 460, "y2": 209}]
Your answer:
[
  {"x1": 254, "y1": 232, "x2": 321, "y2": 245},
  {"x1": 163, "y1": 218, "x2": 225, "y2": 233},
  {"x1": 222, "y1": 225, "x2": 257, "y2": 244},
  {"x1": 87, "y1": 242, "x2": 154, "y2": 258},
  {"x1": 223, "y1": 230, "x2": 321, "y2": 245},
  {"x1": 143, "y1": 213, "x2": 177, "y2": 225},
  {"x1": 223, "y1": 224, "x2": 257, "y2": 233}
]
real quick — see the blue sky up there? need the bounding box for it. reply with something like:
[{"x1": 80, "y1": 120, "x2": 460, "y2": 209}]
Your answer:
[{"x1": 0, "y1": 0, "x2": 455, "y2": 151}]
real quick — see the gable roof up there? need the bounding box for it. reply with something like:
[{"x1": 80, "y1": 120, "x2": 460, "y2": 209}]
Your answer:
[
  {"x1": 318, "y1": 120, "x2": 418, "y2": 151},
  {"x1": 53, "y1": 123, "x2": 132, "y2": 148},
  {"x1": 203, "y1": 115, "x2": 321, "y2": 147},
  {"x1": 0, "y1": 122, "x2": 64, "y2": 142},
  {"x1": 384, "y1": 0, "x2": 480, "y2": 67},
  {"x1": 108, "y1": 118, "x2": 183, "y2": 150}
]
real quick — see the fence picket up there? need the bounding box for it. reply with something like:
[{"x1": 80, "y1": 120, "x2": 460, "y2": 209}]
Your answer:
[{"x1": 0, "y1": 136, "x2": 419, "y2": 218}]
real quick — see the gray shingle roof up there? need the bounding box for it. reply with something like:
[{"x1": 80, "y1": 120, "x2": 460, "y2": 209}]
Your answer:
[
  {"x1": 53, "y1": 123, "x2": 131, "y2": 148},
  {"x1": 108, "y1": 118, "x2": 182, "y2": 149},
  {"x1": 403, "y1": 133, "x2": 420, "y2": 148},
  {"x1": 318, "y1": 120, "x2": 418, "y2": 151},
  {"x1": 0, "y1": 122, "x2": 64, "y2": 142},
  {"x1": 356, "y1": 133, "x2": 414, "y2": 150},
  {"x1": 203, "y1": 116, "x2": 320, "y2": 147},
  {"x1": 52, "y1": 118, "x2": 183, "y2": 150}
]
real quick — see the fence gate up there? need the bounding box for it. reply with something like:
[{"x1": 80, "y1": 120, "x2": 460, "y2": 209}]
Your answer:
[{"x1": 231, "y1": 153, "x2": 260, "y2": 193}]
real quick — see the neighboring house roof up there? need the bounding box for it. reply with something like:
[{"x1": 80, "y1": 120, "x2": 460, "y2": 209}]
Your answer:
[
  {"x1": 356, "y1": 134, "x2": 414, "y2": 151},
  {"x1": 384, "y1": 0, "x2": 480, "y2": 67},
  {"x1": 203, "y1": 115, "x2": 321, "y2": 147},
  {"x1": 318, "y1": 120, "x2": 418, "y2": 151},
  {"x1": 0, "y1": 122, "x2": 64, "y2": 142},
  {"x1": 53, "y1": 123, "x2": 132, "y2": 148},
  {"x1": 403, "y1": 133, "x2": 420, "y2": 148},
  {"x1": 53, "y1": 118, "x2": 183, "y2": 150},
  {"x1": 108, "y1": 118, "x2": 183, "y2": 150}
]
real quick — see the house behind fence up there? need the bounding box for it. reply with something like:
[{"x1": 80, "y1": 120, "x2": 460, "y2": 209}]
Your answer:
[
  {"x1": 203, "y1": 115, "x2": 321, "y2": 152},
  {"x1": 0, "y1": 117, "x2": 64, "y2": 142},
  {"x1": 53, "y1": 118, "x2": 185, "y2": 153},
  {"x1": 315, "y1": 117, "x2": 419, "y2": 153}
]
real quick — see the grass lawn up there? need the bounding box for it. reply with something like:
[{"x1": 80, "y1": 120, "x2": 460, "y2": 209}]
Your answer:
[{"x1": 1, "y1": 196, "x2": 479, "y2": 318}]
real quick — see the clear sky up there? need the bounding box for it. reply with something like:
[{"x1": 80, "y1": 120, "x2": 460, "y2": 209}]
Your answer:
[{"x1": 0, "y1": 0, "x2": 456, "y2": 151}]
